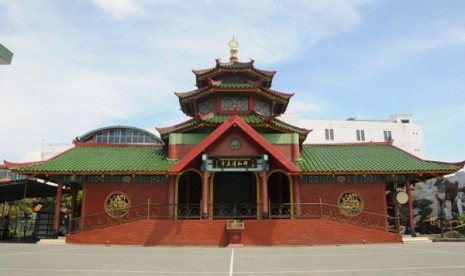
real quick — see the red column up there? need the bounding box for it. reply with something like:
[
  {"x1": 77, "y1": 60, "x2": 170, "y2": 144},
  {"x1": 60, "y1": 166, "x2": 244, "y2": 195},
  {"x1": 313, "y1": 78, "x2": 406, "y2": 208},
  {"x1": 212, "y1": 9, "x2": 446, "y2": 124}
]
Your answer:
[
  {"x1": 168, "y1": 175, "x2": 175, "y2": 218},
  {"x1": 292, "y1": 175, "x2": 301, "y2": 217},
  {"x1": 68, "y1": 187, "x2": 78, "y2": 232},
  {"x1": 54, "y1": 182, "x2": 63, "y2": 232},
  {"x1": 405, "y1": 180, "x2": 416, "y2": 237},
  {"x1": 202, "y1": 170, "x2": 209, "y2": 219},
  {"x1": 261, "y1": 170, "x2": 268, "y2": 218}
]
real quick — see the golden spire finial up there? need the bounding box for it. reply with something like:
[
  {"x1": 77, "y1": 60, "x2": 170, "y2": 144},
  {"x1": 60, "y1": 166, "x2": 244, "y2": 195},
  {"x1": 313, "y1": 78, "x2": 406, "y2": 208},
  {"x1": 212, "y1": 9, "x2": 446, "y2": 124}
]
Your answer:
[{"x1": 228, "y1": 35, "x2": 239, "y2": 61}]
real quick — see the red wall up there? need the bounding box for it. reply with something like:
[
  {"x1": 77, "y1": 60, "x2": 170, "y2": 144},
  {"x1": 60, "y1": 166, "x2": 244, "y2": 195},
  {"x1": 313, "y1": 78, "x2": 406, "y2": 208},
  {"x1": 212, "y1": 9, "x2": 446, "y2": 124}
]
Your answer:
[
  {"x1": 66, "y1": 218, "x2": 402, "y2": 246},
  {"x1": 83, "y1": 182, "x2": 168, "y2": 216},
  {"x1": 300, "y1": 182, "x2": 387, "y2": 215}
]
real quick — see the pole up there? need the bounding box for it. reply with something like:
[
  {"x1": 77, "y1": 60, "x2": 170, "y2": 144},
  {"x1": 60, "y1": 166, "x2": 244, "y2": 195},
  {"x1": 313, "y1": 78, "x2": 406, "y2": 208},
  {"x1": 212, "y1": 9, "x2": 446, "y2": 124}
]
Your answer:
[{"x1": 405, "y1": 180, "x2": 416, "y2": 237}]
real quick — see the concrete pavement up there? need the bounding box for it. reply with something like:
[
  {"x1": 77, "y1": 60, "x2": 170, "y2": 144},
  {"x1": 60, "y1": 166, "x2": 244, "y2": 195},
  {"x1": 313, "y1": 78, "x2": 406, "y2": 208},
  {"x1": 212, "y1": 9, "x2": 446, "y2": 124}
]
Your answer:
[{"x1": 0, "y1": 242, "x2": 464, "y2": 275}]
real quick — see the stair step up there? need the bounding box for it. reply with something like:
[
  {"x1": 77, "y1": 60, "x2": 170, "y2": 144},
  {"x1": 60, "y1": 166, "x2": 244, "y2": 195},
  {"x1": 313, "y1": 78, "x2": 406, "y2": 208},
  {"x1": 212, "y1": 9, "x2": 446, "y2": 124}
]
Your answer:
[
  {"x1": 402, "y1": 236, "x2": 432, "y2": 244},
  {"x1": 37, "y1": 237, "x2": 66, "y2": 245}
]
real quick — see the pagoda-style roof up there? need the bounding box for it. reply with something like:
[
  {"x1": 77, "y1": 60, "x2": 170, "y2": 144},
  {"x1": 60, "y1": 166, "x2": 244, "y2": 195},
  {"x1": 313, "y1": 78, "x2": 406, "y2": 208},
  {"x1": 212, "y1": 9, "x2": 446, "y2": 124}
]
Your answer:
[
  {"x1": 156, "y1": 113, "x2": 311, "y2": 143},
  {"x1": 192, "y1": 59, "x2": 276, "y2": 79},
  {"x1": 176, "y1": 56, "x2": 292, "y2": 117},
  {"x1": 5, "y1": 143, "x2": 172, "y2": 176},
  {"x1": 175, "y1": 86, "x2": 293, "y2": 101},
  {"x1": 297, "y1": 142, "x2": 460, "y2": 180}
]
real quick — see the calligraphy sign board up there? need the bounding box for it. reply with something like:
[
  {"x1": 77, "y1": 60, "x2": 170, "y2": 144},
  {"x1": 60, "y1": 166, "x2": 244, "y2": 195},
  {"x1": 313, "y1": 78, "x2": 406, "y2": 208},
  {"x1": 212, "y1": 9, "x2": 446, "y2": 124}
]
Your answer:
[{"x1": 227, "y1": 220, "x2": 245, "y2": 230}]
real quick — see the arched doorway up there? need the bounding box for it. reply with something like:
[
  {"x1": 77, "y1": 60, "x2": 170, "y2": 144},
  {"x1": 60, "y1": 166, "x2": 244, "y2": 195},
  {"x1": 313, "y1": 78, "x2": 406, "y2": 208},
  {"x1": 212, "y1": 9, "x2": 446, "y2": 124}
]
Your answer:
[
  {"x1": 268, "y1": 171, "x2": 292, "y2": 218},
  {"x1": 212, "y1": 172, "x2": 257, "y2": 219},
  {"x1": 177, "y1": 170, "x2": 202, "y2": 219}
]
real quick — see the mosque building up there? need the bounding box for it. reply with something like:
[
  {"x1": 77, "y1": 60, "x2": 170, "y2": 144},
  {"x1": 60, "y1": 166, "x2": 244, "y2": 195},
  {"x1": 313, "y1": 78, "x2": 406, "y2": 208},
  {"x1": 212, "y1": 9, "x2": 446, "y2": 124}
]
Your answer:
[{"x1": 5, "y1": 38, "x2": 461, "y2": 246}]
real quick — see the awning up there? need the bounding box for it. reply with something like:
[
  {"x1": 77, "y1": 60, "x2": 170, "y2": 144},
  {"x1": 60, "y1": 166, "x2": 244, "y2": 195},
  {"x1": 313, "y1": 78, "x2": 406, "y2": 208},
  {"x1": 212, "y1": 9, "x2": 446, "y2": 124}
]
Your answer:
[{"x1": 0, "y1": 179, "x2": 65, "y2": 203}]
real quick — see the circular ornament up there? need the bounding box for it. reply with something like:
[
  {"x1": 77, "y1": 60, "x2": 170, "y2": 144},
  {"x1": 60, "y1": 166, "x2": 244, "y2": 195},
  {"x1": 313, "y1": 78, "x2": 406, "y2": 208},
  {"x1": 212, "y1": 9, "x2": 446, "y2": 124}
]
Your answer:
[
  {"x1": 395, "y1": 191, "x2": 409, "y2": 204},
  {"x1": 338, "y1": 192, "x2": 363, "y2": 216},
  {"x1": 309, "y1": 175, "x2": 319, "y2": 183},
  {"x1": 229, "y1": 138, "x2": 241, "y2": 150},
  {"x1": 336, "y1": 176, "x2": 346, "y2": 182},
  {"x1": 122, "y1": 175, "x2": 132, "y2": 183},
  {"x1": 105, "y1": 192, "x2": 131, "y2": 218}
]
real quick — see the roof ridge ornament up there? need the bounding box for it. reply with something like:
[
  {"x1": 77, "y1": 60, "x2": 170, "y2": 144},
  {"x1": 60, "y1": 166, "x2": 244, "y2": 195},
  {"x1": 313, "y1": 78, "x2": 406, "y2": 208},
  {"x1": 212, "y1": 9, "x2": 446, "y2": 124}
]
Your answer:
[{"x1": 228, "y1": 35, "x2": 239, "y2": 62}]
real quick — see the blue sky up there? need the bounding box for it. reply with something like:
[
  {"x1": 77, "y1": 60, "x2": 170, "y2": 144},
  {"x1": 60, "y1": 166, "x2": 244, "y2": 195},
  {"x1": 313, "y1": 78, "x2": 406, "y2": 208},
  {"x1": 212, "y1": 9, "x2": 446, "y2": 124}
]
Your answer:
[{"x1": 0, "y1": 0, "x2": 464, "y2": 163}]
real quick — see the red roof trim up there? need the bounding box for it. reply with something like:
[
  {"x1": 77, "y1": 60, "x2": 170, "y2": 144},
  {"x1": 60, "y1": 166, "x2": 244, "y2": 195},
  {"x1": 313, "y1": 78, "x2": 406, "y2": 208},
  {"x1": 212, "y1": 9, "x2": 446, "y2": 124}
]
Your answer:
[
  {"x1": 170, "y1": 114, "x2": 301, "y2": 173},
  {"x1": 72, "y1": 142, "x2": 164, "y2": 148},
  {"x1": 3, "y1": 160, "x2": 45, "y2": 170}
]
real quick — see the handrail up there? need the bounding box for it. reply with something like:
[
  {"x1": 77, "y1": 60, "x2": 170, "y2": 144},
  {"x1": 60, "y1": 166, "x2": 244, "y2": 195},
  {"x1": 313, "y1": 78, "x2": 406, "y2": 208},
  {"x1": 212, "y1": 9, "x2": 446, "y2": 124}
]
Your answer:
[
  {"x1": 70, "y1": 202, "x2": 399, "y2": 233},
  {"x1": 269, "y1": 202, "x2": 399, "y2": 232}
]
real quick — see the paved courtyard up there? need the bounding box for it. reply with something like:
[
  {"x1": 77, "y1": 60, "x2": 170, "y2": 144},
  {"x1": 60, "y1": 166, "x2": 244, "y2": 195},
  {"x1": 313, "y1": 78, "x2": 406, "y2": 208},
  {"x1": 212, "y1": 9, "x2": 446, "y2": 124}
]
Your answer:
[{"x1": 1, "y1": 242, "x2": 465, "y2": 275}]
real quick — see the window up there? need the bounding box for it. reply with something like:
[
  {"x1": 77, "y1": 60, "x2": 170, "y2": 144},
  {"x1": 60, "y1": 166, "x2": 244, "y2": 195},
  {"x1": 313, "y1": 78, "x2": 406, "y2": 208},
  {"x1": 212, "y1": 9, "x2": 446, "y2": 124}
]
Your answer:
[
  {"x1": 81, "y1": 127, "x2": 162, "y2": 144},
  {"x1": 384, "y1": 130, "x2": 392, "y2": 141},
  {"x1": 325, "y1": 129, "x2": 334, "y2": 141},
  {"x1": 356, "y1": 130, "x2": 365, "y2": 141}
]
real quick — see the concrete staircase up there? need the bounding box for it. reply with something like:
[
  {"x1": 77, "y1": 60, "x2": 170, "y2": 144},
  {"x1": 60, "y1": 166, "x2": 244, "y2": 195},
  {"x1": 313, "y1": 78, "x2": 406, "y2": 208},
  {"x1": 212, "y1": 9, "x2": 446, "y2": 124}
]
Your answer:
[
  {"x1": 37, "y1": 236, "x2": 66, "y2": 245},
  {"x1": 402, "y1": 235, "x2": 432, "y2": 244}
]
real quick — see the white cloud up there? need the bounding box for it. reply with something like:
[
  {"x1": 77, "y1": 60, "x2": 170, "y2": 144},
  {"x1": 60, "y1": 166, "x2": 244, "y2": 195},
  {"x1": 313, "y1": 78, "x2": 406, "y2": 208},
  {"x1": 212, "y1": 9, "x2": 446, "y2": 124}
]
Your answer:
[
  {"x1": 372, "y1": 24, "x2": 465, "y2": 68},
  {"x1": 92, "y1": 0, "x2": 144, "y2": 19},
  {"x1": 0, "y1": 0, "x2": 374, "y2": 162}
]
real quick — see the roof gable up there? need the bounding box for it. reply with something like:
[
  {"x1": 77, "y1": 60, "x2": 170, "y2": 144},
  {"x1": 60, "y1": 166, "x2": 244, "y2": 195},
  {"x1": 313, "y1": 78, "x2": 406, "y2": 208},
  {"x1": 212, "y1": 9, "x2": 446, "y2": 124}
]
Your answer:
[{"x1": 170, "y1": 113, "x2": 301, "y2": 173}]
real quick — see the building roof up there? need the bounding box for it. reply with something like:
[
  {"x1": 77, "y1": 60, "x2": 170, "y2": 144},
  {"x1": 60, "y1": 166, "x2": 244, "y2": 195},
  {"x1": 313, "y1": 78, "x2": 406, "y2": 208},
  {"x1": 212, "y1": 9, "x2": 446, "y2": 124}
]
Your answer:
[
  {"x1": 78, "y1": 125, "x2": 163, "y2": 144},
  {"x1": 174, "y1": 86, "x2": 293, "y2": 101},
  {"x1": 0, "y1": 43, "x2": 13, "y2": 65},
  {"x1": 6, "y1": 143, "x2": 172, "y2": 175},
  {"x1": 192, "y1": 59, "x2": 276, "y2": 79},
  {"x1": 156, "y1": 113, "x2": 311, "y2": 140},
  {"x1": 5, "y1": 141, "x2": 459, "y2": 181},
  {"x1": 297, "y1": 143, "x2": 459, "y2": 176}
]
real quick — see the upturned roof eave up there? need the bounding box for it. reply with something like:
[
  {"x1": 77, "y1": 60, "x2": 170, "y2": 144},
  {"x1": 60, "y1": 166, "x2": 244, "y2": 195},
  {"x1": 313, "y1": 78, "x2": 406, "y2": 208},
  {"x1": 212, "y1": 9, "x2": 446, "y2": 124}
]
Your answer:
[
  {"x1": 192, "y1": 59, "x2": 276, "y2": 79},
  {"x1": 11, "y1": 170, "x2": 172, "y2": 176}
]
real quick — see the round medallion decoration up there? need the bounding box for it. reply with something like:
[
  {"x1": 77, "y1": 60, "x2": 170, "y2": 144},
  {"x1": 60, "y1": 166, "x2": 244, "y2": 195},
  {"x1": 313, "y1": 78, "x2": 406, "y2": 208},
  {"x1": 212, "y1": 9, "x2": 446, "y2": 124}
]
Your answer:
[
  {"x1": 338, "y1": 192, "x2": 363, "y2": 216},
  {"x1": 105, "y1": 192, "x2": 131, "y2": 218},
  {"x1": 309, "y1": 175, "x2": 319, "y2": 183},
  {"x1": 122, "y1": 176, "x2": 132, "y2": 183},
  {"x1": 395, "y1": 191, "x2": 409, "y2": 205},
  {"x1": 336, "y1": 176, "x2": 346, "y2": 183},
  {"x1": 229, "y1": 138, "x2": 241, "y2": 150}
]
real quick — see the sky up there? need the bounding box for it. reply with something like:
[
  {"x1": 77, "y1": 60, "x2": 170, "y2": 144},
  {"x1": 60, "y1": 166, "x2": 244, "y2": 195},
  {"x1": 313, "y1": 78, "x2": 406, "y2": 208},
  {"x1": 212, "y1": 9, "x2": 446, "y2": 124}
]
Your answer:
[{"x1": 1, "y1": 0, "x2": 465, "y2": 163}]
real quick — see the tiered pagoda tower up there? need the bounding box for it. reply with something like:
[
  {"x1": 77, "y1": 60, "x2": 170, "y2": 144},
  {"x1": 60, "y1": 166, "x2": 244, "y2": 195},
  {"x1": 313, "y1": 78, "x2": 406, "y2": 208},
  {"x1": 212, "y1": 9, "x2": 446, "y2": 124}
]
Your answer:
[{"x1": 157, "y1": 37, "x2": 310, "y2": 162}]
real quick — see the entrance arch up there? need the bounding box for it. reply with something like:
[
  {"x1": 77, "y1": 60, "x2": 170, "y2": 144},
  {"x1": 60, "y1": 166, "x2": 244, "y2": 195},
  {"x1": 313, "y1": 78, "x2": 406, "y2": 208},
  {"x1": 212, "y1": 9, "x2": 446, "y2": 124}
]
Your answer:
[
  {"x1": 212, "y1": 172, "x2": 257, "y2": 219},
  {"x1": 268, "y1": 171, "x2": 292, "y2": 218},
  {"x1": 176, "y1": 170, "x2": 202, "y2": 218}
]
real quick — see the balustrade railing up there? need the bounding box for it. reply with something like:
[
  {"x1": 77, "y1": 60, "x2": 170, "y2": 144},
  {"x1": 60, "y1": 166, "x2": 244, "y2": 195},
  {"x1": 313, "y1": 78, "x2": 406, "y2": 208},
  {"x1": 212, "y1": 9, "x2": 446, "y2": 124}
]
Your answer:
[
  {"x1": 269, "y1": 203, "x2": 399, "y2": 232},
  {"x1": 70, "y1": 202, "x2": 399, "y2": 233},
  {"x1": 209, "y1": 204, "x2": 260, "y2": 219}
]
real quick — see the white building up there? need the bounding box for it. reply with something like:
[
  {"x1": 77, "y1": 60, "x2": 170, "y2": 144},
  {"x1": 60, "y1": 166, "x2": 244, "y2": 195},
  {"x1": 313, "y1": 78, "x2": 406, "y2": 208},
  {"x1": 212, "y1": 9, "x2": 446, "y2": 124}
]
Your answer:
[{"x1": 282, "y1": 114, "x2": 425, "y2": 159}]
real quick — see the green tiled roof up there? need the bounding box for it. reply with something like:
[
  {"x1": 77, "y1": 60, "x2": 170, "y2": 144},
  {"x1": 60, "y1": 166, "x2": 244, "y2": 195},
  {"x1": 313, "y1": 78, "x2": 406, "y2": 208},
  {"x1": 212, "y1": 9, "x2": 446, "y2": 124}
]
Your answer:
[
  {"x1": 13, "y1": 145, "x2": 172, "y2": 174},
  {"x1": 212, "y1": 78, "x2": 258, "y2": 89},
  {"x1": 203, "y1": 114, "x2": 266, "y2": 124},
  {"x1": 193, "y1": 60, "x2": 276, "y2": 78},
  {"x1": 158, "y1": 114, "x2": 309, "y2": 141},
  {"x1": 297, "y1": 144, "x2": 459, "y2": 174}
]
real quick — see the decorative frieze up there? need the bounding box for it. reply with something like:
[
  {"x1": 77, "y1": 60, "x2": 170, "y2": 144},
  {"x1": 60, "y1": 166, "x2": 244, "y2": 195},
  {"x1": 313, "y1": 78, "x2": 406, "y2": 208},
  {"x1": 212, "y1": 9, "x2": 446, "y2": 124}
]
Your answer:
[
  {"x1": 301, "y1": 174, "x2": 407, "y2": 184},
  {"x1": 58, "y1": 175, "x2": 168, "y2": 184}
]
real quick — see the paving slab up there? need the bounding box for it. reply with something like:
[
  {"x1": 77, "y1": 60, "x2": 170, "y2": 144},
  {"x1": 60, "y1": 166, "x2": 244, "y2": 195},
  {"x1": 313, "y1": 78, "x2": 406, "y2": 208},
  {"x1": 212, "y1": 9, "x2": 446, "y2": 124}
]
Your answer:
[{"x1": 1, "y1": 242, "x2": 465, "y2": 275}]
